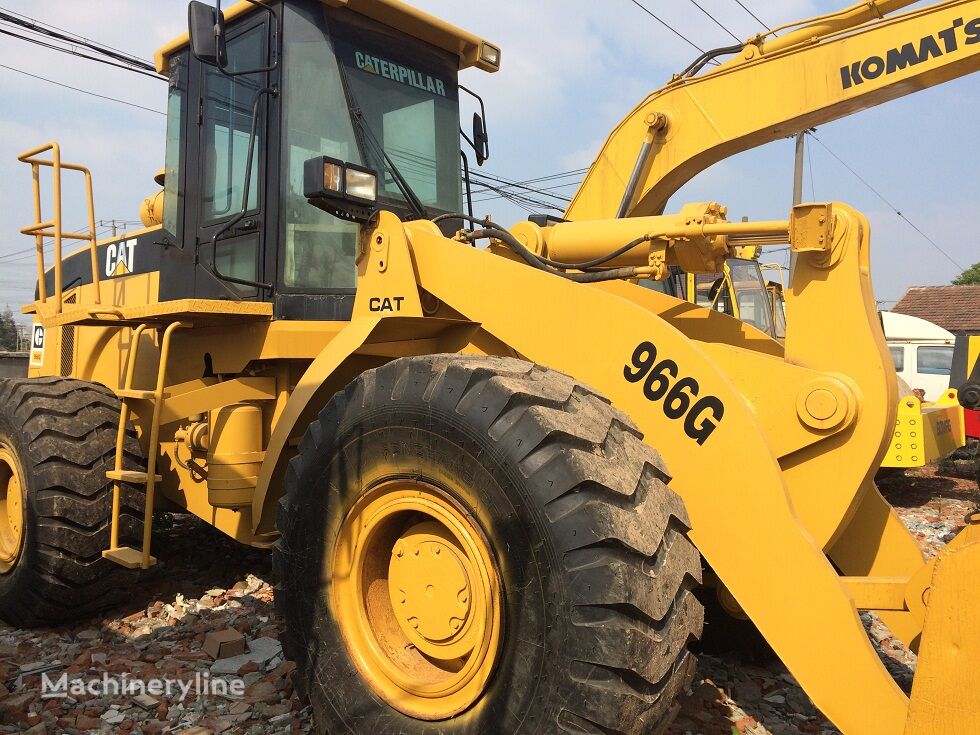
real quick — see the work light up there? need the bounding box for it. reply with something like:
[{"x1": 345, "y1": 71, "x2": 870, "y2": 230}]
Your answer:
[{"x1": 304, "y1": 156, "x2": 379, "y2": 223}]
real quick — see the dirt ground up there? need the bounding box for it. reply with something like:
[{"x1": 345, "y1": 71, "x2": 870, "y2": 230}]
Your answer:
[{"x1": 0, "y1": 465, "x2": 977, "y2": 735}]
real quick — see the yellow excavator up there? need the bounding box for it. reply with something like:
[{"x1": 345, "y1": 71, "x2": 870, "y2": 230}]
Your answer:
[{"x1": 3, "y1": 1, "x2": 980, "y2": 733}]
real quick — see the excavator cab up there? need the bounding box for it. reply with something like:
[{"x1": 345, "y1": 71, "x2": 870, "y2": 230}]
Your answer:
[{"x1": 153, "y1": 0, "x2": 498, "y2": 316}]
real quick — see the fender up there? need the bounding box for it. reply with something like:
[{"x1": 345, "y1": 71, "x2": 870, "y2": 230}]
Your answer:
[{"x1": 251, "y1": 314, "x2": 480, "y2": 534}]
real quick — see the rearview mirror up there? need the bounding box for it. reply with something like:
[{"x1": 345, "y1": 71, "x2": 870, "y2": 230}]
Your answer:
[
  {"x1": 472, "y1": 113, "x2": 489, "y2": 166},
  {"x1": 188, "y1": 1, "x2": 222, "y2": 66}
]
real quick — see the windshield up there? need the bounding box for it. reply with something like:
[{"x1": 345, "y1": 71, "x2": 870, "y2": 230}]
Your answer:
[
  {"x1": 330, "y1": 10, "x2": 462, "y2": 213},
  {"x1": 279, "y1": 2, "x2": 462, "y2": 292},
  {"x1": 728, "y1": 259, "x2": 775, "y2": 336}
]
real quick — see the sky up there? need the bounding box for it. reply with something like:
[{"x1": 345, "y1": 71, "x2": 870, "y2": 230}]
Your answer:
[{"x1": 0, "y1": 0, "x2": 977, "y2": 324}]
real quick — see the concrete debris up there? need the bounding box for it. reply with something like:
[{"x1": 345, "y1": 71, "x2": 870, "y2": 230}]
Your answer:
[
  {"x1": 0, "y1": 514, "x2": 311, "y2": 735},
  {"x1": 210, "y1": 638, "x2": 284, "y2": 676}
]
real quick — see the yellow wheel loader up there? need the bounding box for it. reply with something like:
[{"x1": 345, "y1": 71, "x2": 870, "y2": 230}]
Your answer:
[{"x1": 4, "y1": 0, "x2": 980, "y2": 733}]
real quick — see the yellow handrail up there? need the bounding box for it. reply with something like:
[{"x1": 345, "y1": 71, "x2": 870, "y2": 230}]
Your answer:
[{"x1": 17, "y1": 142, "x2": 101, "y2": 314}]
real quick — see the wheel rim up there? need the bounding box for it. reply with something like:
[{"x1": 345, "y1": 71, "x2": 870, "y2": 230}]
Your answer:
[
  {"x1": 332, "y1": 480, "x2": 503, "y2": 721},
  {"x1": 0, "y1": 443, "x2": 25, "y2": 574}
]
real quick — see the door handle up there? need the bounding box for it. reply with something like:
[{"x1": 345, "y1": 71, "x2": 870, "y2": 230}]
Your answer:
[{"x1": 234, "y1": 218, "x2": 260, "y2": 234}]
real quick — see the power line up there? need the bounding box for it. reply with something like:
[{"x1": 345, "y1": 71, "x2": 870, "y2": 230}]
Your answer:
[
  {"x1": 685, "y1": 0, "x2": 742, "y2": 43},
  {"x1": 627, "y1": 0, "x2": 711, "y2": 57},
  {"x1": 731, "y1": 0, "x2": 773, "y2": 32},
  {"x1": 0, "y1": 26, "x2": 164, "y2": 80},
  {"x1": 0, "y1": 64, "x2": 165, "y2": 115},
  {"x1": 0, "y1": 5, "x2": 153, "y2": 63},
  {"x1": 808, "y1": 132, "x2": 965, "y2": 272},
  {"x1": 0, "y1": 7, "x2": 160, "y2": 77}
]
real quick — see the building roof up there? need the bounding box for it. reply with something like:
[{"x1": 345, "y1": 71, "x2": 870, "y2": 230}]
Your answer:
[{"x1": 892, "y1": 285, "x2": 980, "y2": 333}]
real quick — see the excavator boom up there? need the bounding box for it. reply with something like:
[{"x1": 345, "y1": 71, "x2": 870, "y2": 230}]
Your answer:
[{"x1": 566, "y1": 0, "x2": 980, "y2": 220}]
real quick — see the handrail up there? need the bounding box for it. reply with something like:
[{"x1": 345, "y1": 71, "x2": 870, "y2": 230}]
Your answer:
[{"x1": 17, "y1": 142, "x2": 101, "y2": 314}]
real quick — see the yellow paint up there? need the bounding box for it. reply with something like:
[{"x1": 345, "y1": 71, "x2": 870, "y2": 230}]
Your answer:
[
  {"x1": 0, "y1": 444, "x2": 25, "y2": 575},
  {"x1": 883, "y1": 392, "x2": 966, "y2": 468},
  {"x1": 905, "y1": 538, "x2": 980, "y2": 733},
  {"x1": 155, "y1": 0, "x2": 501, "y2": 74},
  {"x1": 332, "y1": 480, "x2": 501, "y2": 720}
]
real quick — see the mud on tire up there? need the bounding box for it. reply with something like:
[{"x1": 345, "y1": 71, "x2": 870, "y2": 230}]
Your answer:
[
  {"x1": 0, "y1": 378, "x2": 145, "y2": 627},
  {"x1": 274, "y1": 355, "x2": 703, "y2": 734}
]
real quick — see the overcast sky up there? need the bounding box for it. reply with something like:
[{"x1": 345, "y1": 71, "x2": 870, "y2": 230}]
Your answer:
[{"x1": 1, "y1": 0, "x2": 977, "y2": 322}]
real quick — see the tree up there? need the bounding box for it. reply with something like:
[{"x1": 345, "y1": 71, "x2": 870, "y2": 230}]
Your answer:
[
  {"x1": 0, "y1": 307, "x2": 18, "y2": 352},
  {"x1": 953, "y1": 262, "x2": 980, "y2": 285}
]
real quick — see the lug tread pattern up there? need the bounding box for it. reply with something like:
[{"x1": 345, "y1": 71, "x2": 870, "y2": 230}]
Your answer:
[
  {"x1": 273, "y1": 355, "x2": 703, "y2": 734},
  {"x1": 0, "y1": 378, "x2": 145, "y2": 626}
]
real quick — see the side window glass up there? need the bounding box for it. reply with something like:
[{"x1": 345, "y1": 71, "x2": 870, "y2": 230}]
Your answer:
[
  {"x1": 916, "y1": 346, "x2": 953, "y2": 375},
  {"x1": 889, "y1": 346, "x2": 905, "y2": 372},
  {"x1": 162, "y1": 54, "x2": 186, "y2": 237},
  {"x1": 202, "y1": 27, "x2": 264, "y2": 223},
  {"x1": 694, "y1": 273, "x2": 733, "y2": 316}
]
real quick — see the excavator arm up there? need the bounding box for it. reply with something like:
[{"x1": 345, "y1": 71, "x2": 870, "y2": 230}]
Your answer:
[{"x1": 566, "y1": 0, "x2": 980, "y2": 221}]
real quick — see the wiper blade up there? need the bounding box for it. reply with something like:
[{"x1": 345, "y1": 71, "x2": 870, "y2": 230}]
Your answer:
[{"x1": 337, "y1": 62, "x2": 428, "y2": 220}]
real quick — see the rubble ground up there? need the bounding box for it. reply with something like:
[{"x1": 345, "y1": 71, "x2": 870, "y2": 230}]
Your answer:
[{"x1": 0, "y1": 465, "x2": 976, "y2": 735}]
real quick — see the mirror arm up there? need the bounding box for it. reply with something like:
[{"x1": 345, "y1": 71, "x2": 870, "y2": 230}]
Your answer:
[{"x1": 460, "y1": 150, "x2": 475, "y2": 228}]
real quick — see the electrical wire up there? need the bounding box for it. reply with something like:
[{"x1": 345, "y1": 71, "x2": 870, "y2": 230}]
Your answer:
[
  {"x1": 0, "y1": 64, "x2": 165, "y2": 115},
  {"x1": 731, "y1": 0, "x2": 773, "y2": 32},
  {"x1": 808, "y1": 132, "x2": 965, "y2": 272},
  {"x1": 0, "y1": 26, "x2": 164, "y2": 80},
  {"x1": 0, "y1": 7, "x2": 160, "y2": 76},
  {"x1": 684, "y1": 0, "x2": 742, "y2": 43},
  {"x1": 626, "y1": 0, "x2": 719, "y2": 62}
]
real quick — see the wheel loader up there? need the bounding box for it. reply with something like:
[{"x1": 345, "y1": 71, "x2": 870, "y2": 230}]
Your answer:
[{"x1": 4, "y1": 0, "x2": 980, "y2": 733}]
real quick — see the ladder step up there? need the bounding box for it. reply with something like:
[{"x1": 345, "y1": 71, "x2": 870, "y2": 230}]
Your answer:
[
  {"x1": 117, "y1": 389, "x2": 169, "y2": 400},
  {"x1": 103, "y1": 547, "x2": 156, "y2": 569},
  {"x1": 107, "y1": 470, "x2": 163, "y2": 484}
]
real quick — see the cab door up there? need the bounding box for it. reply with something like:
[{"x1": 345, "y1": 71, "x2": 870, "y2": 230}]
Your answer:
[{"x1": 185, "y1": 14, "x2": 276, "y2": 299}]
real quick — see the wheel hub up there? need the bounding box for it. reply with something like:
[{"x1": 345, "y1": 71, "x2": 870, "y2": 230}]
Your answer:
[
  {"x1": 389, "y1": 522, "x2": 475, "y2": 657},
  {"x1": 0, "y1": 444, "x2": 25, "y2": 574},
  {"x1": 332, "y1": 481, "x2": 502, "y2": 721}
]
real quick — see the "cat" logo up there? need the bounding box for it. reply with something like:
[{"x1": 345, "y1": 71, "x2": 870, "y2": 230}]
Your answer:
[{"x1": 105, "y1": 239, "x2": 138, "y2": 278}]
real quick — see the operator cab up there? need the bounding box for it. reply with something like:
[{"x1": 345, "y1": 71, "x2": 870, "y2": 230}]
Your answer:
[{"x1": 155, "y1": 0, "x2": 499, "y2": 319}]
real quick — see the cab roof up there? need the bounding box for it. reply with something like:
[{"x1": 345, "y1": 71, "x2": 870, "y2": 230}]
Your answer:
[{"x1": 155, "y1": 0, "x2": 500, "y2": 75}]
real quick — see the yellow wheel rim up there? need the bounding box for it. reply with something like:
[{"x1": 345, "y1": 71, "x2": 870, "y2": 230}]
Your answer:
[
  {"x1": 0, "y1": 443, "x2": 25, "y2": 575},
  {"x1": 332, "y1": 480, "x2": 502, "y2": 721}
]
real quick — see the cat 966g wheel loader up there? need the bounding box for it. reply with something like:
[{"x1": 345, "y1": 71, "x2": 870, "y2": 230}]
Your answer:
[{"x1": 4, "y1": 0, "x2": 980, "y2": 732}]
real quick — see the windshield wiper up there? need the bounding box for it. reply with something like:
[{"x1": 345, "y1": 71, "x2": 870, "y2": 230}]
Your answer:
[{"x1": 336, "y1": 62, "x2": 428, "y2": 220}]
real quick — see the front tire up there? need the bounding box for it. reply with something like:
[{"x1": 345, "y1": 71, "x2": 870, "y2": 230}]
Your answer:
[
  {"x1": 275, "y1": 355, "x2": 703, "y2": 734},
  {"x1": 0, "y1": 378, "x2": 145, "y2": 627}
]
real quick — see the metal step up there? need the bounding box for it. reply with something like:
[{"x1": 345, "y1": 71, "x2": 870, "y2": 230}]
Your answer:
[
  {"x1": 102, "y1": 546, "x2": 156, "y2": 569},
  {"x1": 117, "y1": 388, "x2": 169, "y2": 401},
  {"x1": 106, "y1": 470, "x2": 163, "y2": 484}
]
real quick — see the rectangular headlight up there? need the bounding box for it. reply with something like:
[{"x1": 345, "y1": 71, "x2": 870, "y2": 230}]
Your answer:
[
  {"x1": 345, "y1": 167, "x2": 377, "y2": 203},
  {"x1": 322, "y1": 160, "x2": 344, "y2": 194},
  {"x1": 480, "y1": 43, "x2": 501, "y2": 68}
]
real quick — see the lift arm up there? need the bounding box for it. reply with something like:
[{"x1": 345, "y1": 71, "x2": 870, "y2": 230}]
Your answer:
[{"x1": 565, "y1": 0, "x2": 980, "y2": 221}]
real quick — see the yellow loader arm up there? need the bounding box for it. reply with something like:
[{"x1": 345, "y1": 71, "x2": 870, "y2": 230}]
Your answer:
[{"x1": 566, "y1": 0, "x2": 980, "y2": 220}]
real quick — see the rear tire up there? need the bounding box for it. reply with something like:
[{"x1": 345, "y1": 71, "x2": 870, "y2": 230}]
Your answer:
[
  {"x1": 0, "y1": 378, "x2": 145, "y2": 627},
  {"x1": 275, "y1": 355, "x2": 703, "y2": 734}
]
